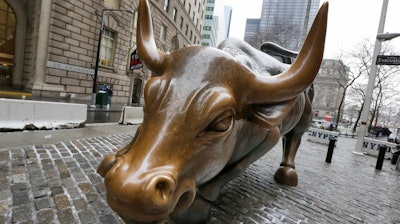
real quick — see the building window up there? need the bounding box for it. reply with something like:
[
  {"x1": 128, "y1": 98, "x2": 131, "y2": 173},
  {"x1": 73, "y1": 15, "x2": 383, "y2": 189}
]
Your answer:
[
  {"x1": 207, "y1": 0, "x2": 215, "y2": 3},
  {"x1": 189, "y1": 30, "x2": 192, "y2": 41},
  {"x1": 180, "y1": 17, "x2": 183, "y2": 29},
  {"x1": 172, "y1": 8, "x2": 177, "y2": 21},
  {"x1": 160, "y1": 24, "x2": 167, "y2": 41},
  {"x1": 104, "y1": 0, "x2": 120, "y2": 9},
  {"x1": 100, "y1": 28, "x2": 116, "y2": 67},
  {"x1": 206, "y1": 7, "x2": 214, "y2": 11},
  {"x1": 185, "y1": 24, "x2": 188, "y2": 35},
  {"x1": 188, "y1": 3, "x2": 191, "y2": 13},
  {"x1": 205, "y1": 15, "x2": 213, "y2": 20},
  {"x1": 163, "y1": 0, "x2": 169, "y2": 12}
]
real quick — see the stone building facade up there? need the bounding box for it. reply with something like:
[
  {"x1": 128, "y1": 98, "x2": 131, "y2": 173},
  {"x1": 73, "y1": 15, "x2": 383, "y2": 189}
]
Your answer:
[
  {"x1": 1, "y1": 0, "x2": 205, "y2": 105},
  {"x1": 313, "y1": 59, "x2": 349, "y2": 121}
]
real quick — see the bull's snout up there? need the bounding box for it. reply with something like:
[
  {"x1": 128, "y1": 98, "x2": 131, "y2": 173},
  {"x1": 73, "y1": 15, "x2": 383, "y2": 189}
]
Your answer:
[{"x1": 99, "y1": 156, "x2": 196, "y2": 222}]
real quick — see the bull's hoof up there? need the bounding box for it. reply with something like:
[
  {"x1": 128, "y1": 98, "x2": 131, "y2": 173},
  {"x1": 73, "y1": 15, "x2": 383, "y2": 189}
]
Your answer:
[
  {"x1": 170, "y1": 196, "x2": 211, "y2": 224},
  {"x1": 274, "y1": 166, "x2": 298, "y2": 186}
]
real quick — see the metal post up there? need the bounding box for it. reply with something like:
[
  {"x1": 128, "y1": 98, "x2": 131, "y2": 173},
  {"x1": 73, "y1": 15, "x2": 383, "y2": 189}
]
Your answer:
[
  {"x1": 354, "y1": 0, "x2": 389, "y2": 154},
  {"x1": 325, "y1": 137, "x2": 337, "y2": 163},
  {"x1": 396, "y1": 154, "x2": 400, "y2": 171},
  {"x1": 375, "y1": 145, "x2": 387, "y2": 170},
  {"x1": 90, "y1": 9, "x2": 106, "y2": 107}
]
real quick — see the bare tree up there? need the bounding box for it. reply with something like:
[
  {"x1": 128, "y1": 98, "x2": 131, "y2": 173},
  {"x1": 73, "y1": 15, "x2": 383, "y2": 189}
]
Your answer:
[
  {"x1": 344, "y1": 39, "x2": 400, "y2": 134},
  {"x1": 247, "y1": 21, "x2": 302, "y2": 51},
  {"x1": 330, "y1": 53, "x2": 364, "y2": 131}
]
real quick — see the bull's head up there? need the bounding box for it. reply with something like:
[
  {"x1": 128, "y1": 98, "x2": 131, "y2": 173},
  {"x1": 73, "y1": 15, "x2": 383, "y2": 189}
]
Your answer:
[{"x1": 98, "y1": 0, "x2": 328, "y2": 222}]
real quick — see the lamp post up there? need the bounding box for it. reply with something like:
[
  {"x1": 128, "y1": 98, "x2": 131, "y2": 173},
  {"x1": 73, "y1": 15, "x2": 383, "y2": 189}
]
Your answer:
[
  {"x1": 90, "y1": 8, "x2": 134, "y2": 107},
  {"x1": 354, "y1": 0, "x2": 400, "y2": 154}
]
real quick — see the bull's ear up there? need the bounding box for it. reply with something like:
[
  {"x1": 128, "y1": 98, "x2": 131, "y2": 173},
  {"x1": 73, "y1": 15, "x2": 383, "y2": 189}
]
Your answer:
[
  {"x1": 137, "y1": 0, "x2": 167, "y2": 76},
  {"x1": 249, "y1": 97, "x2": 298, "y2": 129}
]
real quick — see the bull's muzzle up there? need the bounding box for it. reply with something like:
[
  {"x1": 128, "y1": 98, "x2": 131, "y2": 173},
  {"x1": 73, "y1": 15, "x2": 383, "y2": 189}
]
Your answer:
[{"x1": 98, "y1": 154, "x2": 196, "y2": 222}]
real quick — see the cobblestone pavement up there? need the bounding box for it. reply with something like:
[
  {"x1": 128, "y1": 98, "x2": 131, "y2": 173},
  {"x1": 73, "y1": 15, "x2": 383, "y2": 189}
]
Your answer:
[{"x1": 1, "y1": 128, "x2": 399, "y2": 224}]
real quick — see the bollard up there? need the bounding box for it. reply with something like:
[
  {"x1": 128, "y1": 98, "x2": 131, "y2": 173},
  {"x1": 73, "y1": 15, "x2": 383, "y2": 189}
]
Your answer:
[
  {"x1": 325, "y1": 136, "x2": 337, "y2": 163},
  {"x1": 396, "y1": 155, "x2": 400, "y2": 171},
  {"x1": 375, "y1": 145, "x2": 387, "y2": 170}
]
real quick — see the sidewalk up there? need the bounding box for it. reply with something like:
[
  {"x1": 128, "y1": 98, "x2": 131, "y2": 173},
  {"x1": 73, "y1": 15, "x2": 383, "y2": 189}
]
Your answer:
[{"x1": 0, "y1": 125, "x2": 399, "y2": 223}]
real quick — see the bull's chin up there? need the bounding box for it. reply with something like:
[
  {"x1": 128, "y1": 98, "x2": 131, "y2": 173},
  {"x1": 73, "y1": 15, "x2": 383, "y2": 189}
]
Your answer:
[{"x1": 107, "y1": 189, "x2": 196, "y2": 223}]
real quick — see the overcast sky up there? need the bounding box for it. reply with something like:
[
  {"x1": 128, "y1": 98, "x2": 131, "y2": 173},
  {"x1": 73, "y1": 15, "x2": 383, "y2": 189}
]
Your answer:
[{"x1": 222, "y1": 0, "x2": 400, "y2": 59}]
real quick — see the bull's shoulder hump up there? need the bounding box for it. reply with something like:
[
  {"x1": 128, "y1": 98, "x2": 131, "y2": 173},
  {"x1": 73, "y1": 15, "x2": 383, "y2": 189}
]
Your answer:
[{"x1": 217, "y1": 38, "x2": 289, "y2": 76}]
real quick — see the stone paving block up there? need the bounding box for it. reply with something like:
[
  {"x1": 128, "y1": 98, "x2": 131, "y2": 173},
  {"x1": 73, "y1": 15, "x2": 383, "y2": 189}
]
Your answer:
[
  {"x1": 35, "y1": 197, "x2": 51, "y2": 210},
  {"x1": 50, "y1": 186, "x2": 64, "y2": 196},
  {"x1": 32, "y1": 188, "x2": 49, "y2": 199},
  {"x1": 78, "y1": 210, "x2": 97, "y2": 223},
  {"x1": 73, "y1": 198, "x2": 87, "y2": 211},
  {"x1": 12, "y1": 205, "x2": 32, "y2": 223},
  {"x1": 0, "y1": 201, "x2": 8, "y2": 217},
  {"x1": 99, "y1": 213, "x2": 121, "y2": 224},
  {"x1": 57, "y1": 208, "x2": 76, "y2": 224},
  {"x1": 36, "y1": 209, "x2": 55, "y2": 223},
  {"x1": 12, "y1": 192, "x2": 30, "y2": 206},
  {"x1": 54, "y1": 194, "x2": 70, "y2": 210},
  {"x1": 67, "y1": 187, "x2": 81, "y2": 199}
]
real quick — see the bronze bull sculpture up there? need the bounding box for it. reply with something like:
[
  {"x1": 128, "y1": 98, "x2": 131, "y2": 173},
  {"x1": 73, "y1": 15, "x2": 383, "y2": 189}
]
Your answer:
[{"x1": 98, "y1": 0, "x2": 328, "y2": 223}]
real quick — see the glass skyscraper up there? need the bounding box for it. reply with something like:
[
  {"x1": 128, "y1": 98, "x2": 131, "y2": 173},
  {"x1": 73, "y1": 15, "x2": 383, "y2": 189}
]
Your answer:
[{"x1": 245, "y1": 0, "x2": 320, "y2": 50}]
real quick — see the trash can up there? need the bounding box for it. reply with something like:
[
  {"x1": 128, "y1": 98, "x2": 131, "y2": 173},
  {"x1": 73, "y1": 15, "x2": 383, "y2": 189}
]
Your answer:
[{"x1": 96, "y1": 91, "x2": 109, "y2": 107}]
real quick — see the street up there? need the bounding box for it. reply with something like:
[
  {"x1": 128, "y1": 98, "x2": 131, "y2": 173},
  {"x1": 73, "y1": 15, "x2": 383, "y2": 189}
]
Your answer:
[{"x1": 0, "y1": 125, "x2": 399, "y2": 223}]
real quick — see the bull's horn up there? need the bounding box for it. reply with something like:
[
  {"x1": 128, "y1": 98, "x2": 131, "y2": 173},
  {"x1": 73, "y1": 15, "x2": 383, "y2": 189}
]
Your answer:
[
  {"x1": 245, "y1": 2, "x2": 328, "y2": 104},
  {"x1": 138, "y1": 0, "x2": 167, "y2": 76}
]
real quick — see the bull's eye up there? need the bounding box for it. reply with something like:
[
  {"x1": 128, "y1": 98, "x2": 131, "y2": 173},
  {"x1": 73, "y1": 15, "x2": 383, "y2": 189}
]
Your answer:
[{"x1": 206, "y1": 111, "x2": 233, "y2": 132}]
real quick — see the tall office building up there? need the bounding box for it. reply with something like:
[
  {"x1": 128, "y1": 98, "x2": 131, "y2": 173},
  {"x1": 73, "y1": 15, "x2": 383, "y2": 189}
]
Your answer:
[
  {"x1": 201, "y1": 0, "x2": 217, "y2": 46},
  {"x1": 223, "y1": 6, "x2": 232, "y2": 39},
  {"x1": 245, "y1": 0, "x2": 320, "y2": 50},
  {"x1": 202, "y1": 0, "x2": 232, "y2": 47},
  {"x1": 244, "y1": 19, "x2": 260, "y2": 42}
]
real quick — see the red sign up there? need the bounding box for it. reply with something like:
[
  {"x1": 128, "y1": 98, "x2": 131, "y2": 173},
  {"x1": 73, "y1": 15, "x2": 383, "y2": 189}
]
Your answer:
[{"x1": 130, "y1": 49, "x2": 143, "y2": 70}]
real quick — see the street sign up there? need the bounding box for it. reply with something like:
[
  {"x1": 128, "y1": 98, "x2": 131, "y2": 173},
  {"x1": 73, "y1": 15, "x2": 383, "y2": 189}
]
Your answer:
[
  {"x1": 130, "y1": 49, "x2": 143, "y2": 70},
  {"x1": 376, "y1": 55, "x2": 400, "y2": 65}
]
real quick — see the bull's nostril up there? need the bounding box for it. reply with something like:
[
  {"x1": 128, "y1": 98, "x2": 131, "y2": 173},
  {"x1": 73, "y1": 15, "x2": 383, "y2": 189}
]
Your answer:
[
  {"x1": 174, "y1": 190, "x2": 195, "y2": 212},
  {"x1": 148, "y1": 175, "x2": 176, "y2": 207},
  {"x1": 156, "y1": 181, "x2": 170, "y2": 200}
]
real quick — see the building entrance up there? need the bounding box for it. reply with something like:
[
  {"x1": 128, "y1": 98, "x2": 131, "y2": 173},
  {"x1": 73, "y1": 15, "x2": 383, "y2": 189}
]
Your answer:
[{"x1": 0, "y1": 0, "x2": 15, "y2": 87}]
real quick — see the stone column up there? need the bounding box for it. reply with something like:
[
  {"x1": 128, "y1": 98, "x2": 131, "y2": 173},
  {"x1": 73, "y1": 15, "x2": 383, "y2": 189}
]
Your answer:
[{"x1": 28, "y1": 0, "x2": 64, "y2": 95}]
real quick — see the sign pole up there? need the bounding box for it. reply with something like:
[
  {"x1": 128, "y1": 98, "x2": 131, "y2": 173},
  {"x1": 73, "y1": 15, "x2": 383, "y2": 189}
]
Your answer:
[{"x1": 354, "y1": 0, "x2": 389, "y2": 154}]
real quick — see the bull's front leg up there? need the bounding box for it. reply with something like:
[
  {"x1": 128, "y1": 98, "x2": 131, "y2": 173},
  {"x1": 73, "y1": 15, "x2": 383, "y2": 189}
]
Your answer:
[
  {"x1": 274, "y1": 129, "x2": 301, "y2": 186},
  {"x1": 274, "y1": 96, "x2": 312, "y2": 186}
]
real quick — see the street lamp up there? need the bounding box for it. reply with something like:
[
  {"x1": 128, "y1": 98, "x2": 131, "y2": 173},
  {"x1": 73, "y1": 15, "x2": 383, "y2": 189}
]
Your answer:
[
  {"x1": 90, "y1": 8, "x2": 134, "y2": 107},
  {"x1": 354, "y1": 0, "x2": 400, "y2": 154},
  {"x1": 376, "y1": 32, "x2": 400, "y2": 42}
]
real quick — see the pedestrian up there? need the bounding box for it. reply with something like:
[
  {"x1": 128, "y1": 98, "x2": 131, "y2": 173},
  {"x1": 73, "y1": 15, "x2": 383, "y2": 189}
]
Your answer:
[
  {"x1": 107, "y1": 85, "x2": 113, "y2": 107},
  {"x1": 328, "y1": 123, "x2": 334, "y2": 131}
]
